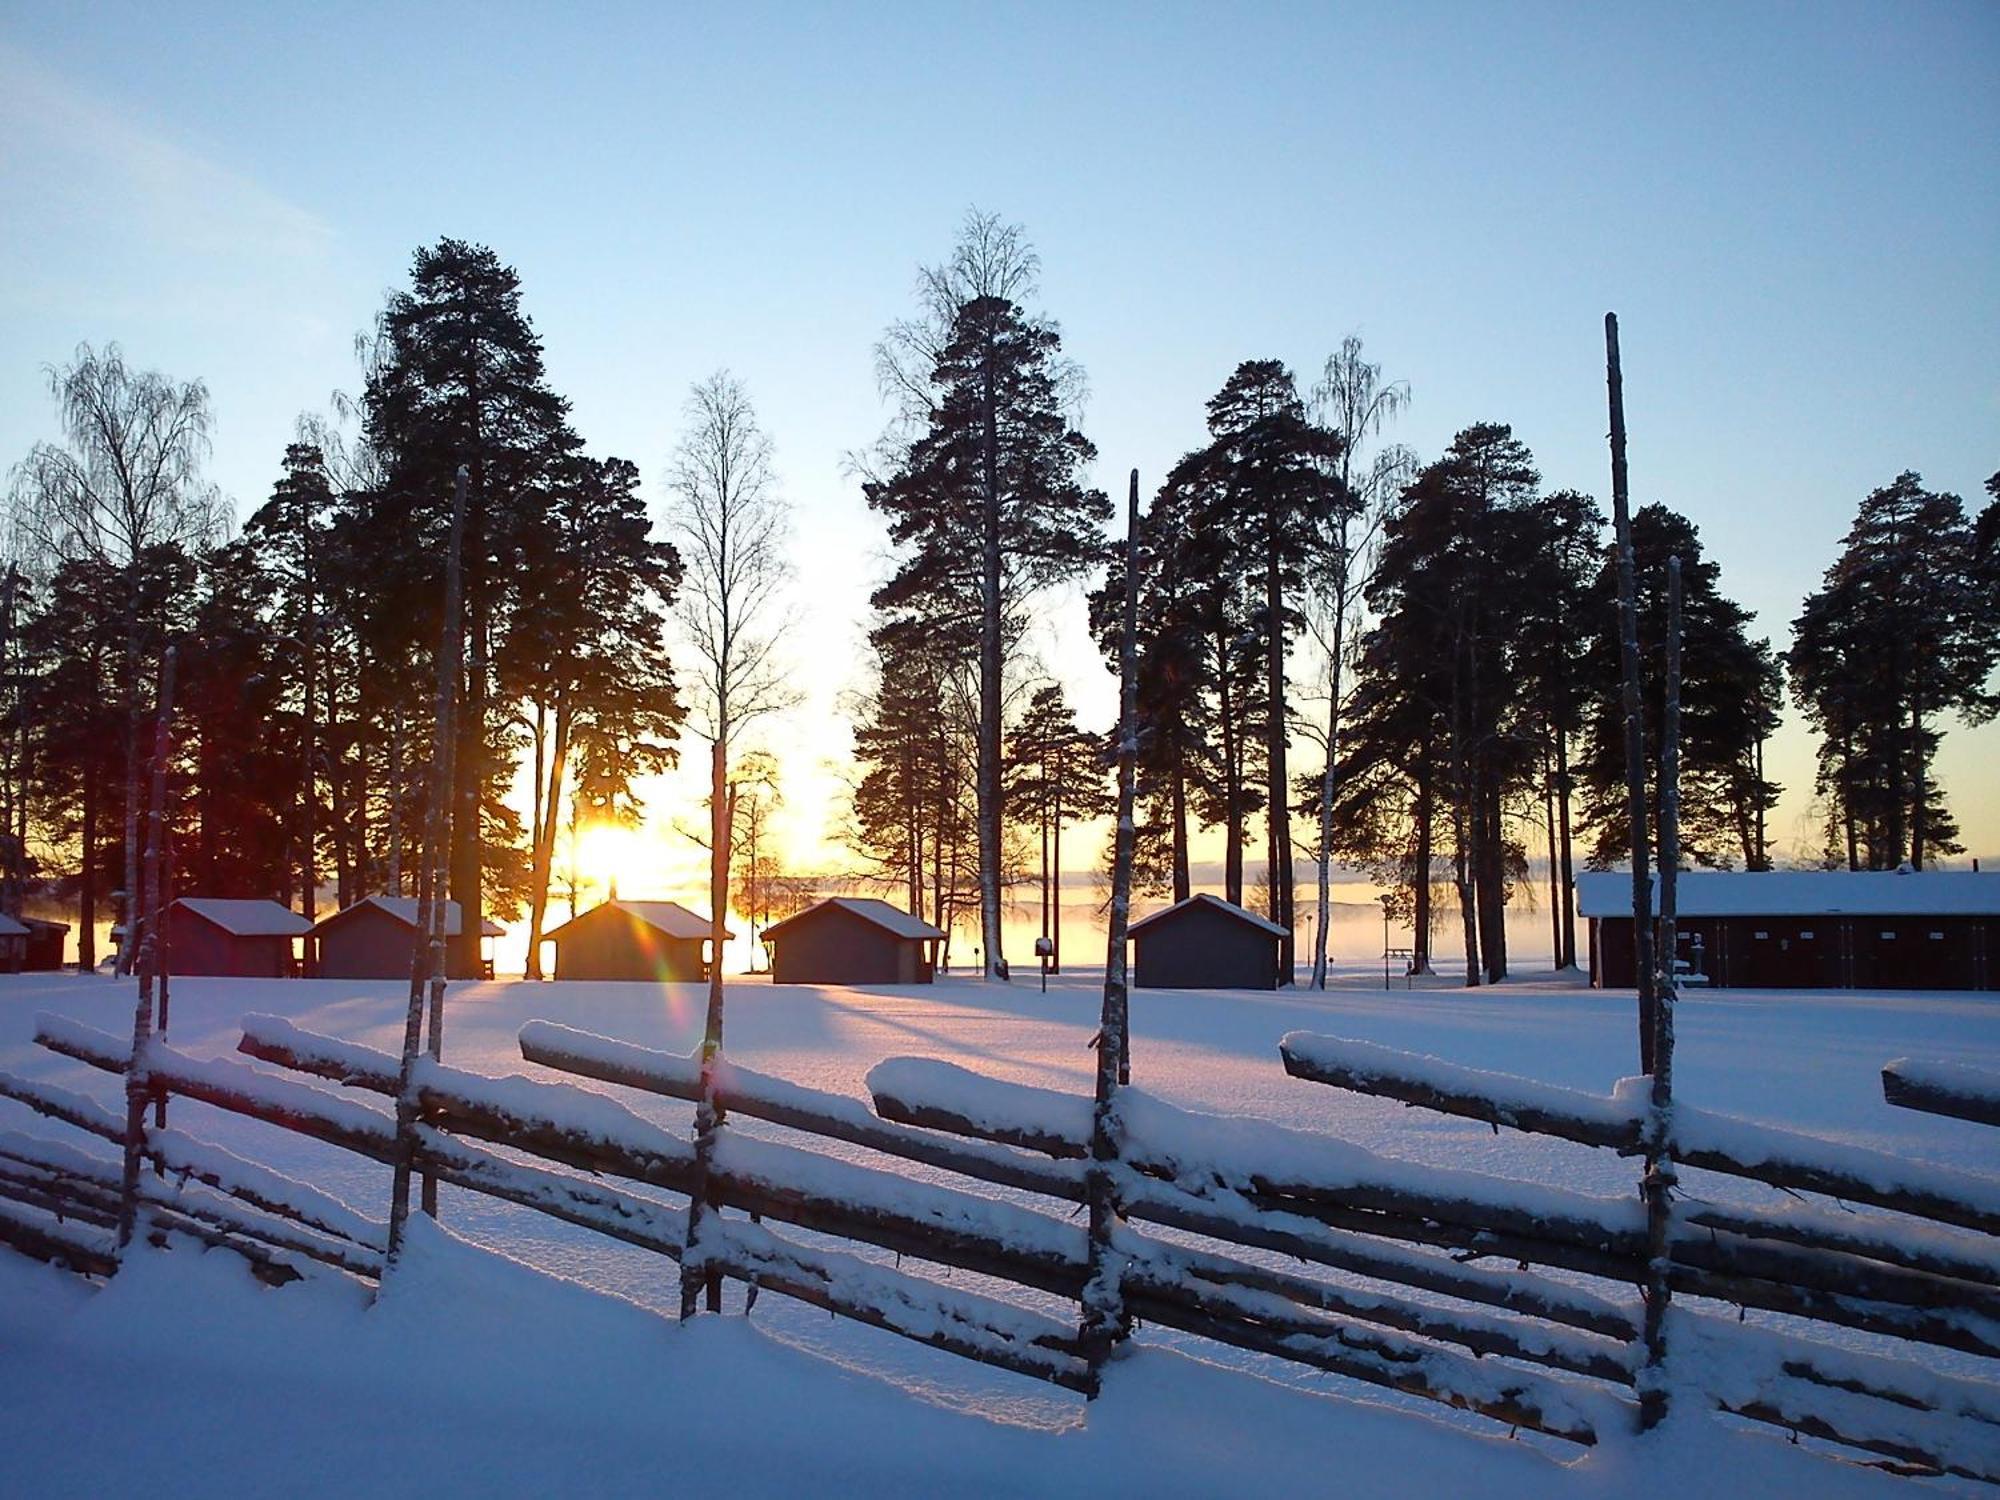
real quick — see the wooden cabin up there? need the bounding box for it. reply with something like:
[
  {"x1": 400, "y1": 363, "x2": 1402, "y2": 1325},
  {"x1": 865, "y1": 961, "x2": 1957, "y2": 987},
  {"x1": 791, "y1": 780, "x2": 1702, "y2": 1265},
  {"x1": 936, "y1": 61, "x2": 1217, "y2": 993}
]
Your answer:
[
  {"x1": 22, "y1": 917, "x2": 69, "y2": 972},
  {"x1": 310, "y1": 896, "x2": 505, "y2": 980},
  {"x1": 1576, "y1": 869, "x2": 1999, "y2": 991},
  {"x1": 1129, "y1": 893, "x2": 1288, "y2": 990},
  {"x1": 0, "y1": 914, "x2": 25, "y2": 973},
  {"x1": 164, "y1": 898, "x2": 310, "y2": 978},
  {"x1": 542, "y1": 899, "x2": 729, "y2": 981},
  {"x1": 762, "y1": 898, "x2": 945, "y2": 985}
]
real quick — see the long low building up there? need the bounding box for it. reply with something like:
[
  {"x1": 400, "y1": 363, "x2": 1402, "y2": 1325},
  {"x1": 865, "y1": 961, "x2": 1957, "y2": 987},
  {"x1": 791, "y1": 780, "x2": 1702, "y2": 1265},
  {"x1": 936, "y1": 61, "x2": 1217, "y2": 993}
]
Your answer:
[{"x1": 1575, "y1": 869, "x2": 1998, "y2": 990}]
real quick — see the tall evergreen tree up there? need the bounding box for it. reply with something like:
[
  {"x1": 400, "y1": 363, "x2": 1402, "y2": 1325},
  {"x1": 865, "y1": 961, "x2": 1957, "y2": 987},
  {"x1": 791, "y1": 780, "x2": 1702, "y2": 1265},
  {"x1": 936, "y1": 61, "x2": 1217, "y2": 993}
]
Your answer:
[
  {"x1": 1006, "y1": 683, "x2": 1111, "y2": 973},
  {"x1": 1579, "y1": 505, "x2": 1782, "y2": 872},
  {"x1": 1788, "y1": 472, "x2": 1996, "y2": 868},
  {"x1": 501, "y1": 454, "x2": 685, "y2": 977},
  {"x1": 1198, "y1": 361, "x2": 1342, "y2": 975},
  {"x1": 866, "y1": 277, "x2": 1107, "y2": 979},
  {"x1": 361, "y1": 239, "x2": 582, "y2": 974}
]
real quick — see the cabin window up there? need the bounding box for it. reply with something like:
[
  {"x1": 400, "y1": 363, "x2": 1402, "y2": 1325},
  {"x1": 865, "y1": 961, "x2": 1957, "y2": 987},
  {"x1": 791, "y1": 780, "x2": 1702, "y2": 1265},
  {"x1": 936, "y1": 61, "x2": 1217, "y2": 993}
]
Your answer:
[
  {"x1": 1799, "y1": 929, "x2": 1814, "y2": 939},
  {"x1": 1880, "y1": 931, "x2": 1896, "y2": 940},
  {"x1": 1754, "y1": 930, "x2": 1769, "y2": 940},
  {"x1": 1931, "y1": 931, "x2": 1945, "y2": 941}
]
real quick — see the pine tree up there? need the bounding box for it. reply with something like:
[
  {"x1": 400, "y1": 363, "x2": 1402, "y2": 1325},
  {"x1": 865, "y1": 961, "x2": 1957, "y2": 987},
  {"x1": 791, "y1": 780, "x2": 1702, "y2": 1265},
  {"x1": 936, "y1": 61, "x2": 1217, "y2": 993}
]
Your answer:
[
  {"x1": 1579, "y1": 505, "x2": 1783, "y2": 872},
  {"x1": 361, "y1": 239, "x2": 582, "y2": 974},
  {"x1": 866, "y1": 284, "x2": 1108, "y2": 979},
  {"x1": 1199, "y1": 362, "x2": 1342, "y2": 980},
  {"x1": 1006, "y1": 683, "x2": 1111, "y2": 973},
  {"x1": 1788, "y1": 472, "x2": 1996, "y2": 868},
  {"x1": 500, "y1": 454, "x2": 686, "y2": 976}
]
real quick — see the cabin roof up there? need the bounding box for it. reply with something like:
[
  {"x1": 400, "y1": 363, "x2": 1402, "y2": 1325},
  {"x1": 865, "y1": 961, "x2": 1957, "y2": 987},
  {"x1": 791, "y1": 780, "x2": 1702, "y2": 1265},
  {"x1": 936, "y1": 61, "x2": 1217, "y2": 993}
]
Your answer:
[
  {"x1": 310, "y1": 895, "x2": 505, "y2": 938},
  {"x1": 0, "y1": 914, "x2": 27, "y2": 938},
  {"x1": 762, "y1": 897, "x2": 946, "y2": 943},
  {"x1": 1574, "y1": 869, "x2": 2000, "y2": 919},
  {"x1": 173, "y1": 897, "x2": 312, "y2": 938},
  {"x1": 543, "y1": 899, "x2": 732, "y2": 943},
  {"x1": 1128, "y1": 892, "x2": 1289, "y2": 939}
]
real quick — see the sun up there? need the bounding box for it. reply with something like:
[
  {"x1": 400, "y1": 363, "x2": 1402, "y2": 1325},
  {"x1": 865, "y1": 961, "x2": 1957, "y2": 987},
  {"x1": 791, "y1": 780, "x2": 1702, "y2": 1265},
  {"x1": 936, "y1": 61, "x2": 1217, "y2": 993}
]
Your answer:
[{"x1": 572, "y1": 822, "x2": 654, "y2": 901}]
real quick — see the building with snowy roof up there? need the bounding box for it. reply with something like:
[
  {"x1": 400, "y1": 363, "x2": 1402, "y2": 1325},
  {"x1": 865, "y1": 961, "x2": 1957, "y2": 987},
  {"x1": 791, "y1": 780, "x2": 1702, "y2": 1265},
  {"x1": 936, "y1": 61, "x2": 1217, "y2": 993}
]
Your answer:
[
  {"x1": 310, "y1": 895, "x2": 505, "y2": 980},
  {"x1": 761, "y1": 898, "x2": 946, "y2": 985},
  {"x1": 21, "y1": 916, "x2": 68, "y2": 971},
  {"x1": 541, "y1": 899, "x2": 731, "y2": 982},
  {"x1": 163, "y1": 898, "x2": 311, "y2": 978},
  {"x1": 0, "y1": 914, "x2": 26, "y2": 973},
  {"x1": 1129, "y1": 893, "x2": 1288, "y2": 990},
  {"x1": 1574, "y1": 869, "x2": 1998, "y2": 991}
]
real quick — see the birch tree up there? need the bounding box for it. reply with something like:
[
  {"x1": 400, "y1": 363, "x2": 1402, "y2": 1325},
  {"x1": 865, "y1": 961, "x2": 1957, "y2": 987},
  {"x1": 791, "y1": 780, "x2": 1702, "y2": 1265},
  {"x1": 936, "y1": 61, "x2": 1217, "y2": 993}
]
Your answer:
[
  {"x1": 665, "y1": 371, "x2": 794, "y2": 1034},
  {"x1": 1302, "y1": 338, "x2": 1409, "y2": 987},
  {"x1": 9, "y1": 344, "x2": 225, "y2": 971}
]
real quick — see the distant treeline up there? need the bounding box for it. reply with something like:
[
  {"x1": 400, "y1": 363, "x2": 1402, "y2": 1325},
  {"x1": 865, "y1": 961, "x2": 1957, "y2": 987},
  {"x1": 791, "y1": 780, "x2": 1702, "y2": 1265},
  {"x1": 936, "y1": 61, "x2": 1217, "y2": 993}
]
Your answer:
[{"x1": 3, "y1": 217, "x2": 1994, "y2": 984}]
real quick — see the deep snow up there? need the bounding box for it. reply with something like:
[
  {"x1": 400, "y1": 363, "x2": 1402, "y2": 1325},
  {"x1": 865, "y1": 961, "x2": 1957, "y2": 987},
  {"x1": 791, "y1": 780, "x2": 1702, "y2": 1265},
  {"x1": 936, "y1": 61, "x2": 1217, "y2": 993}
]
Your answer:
[{"x1": 2, "y1": 965, "x2": 1995, "y2": 1496}]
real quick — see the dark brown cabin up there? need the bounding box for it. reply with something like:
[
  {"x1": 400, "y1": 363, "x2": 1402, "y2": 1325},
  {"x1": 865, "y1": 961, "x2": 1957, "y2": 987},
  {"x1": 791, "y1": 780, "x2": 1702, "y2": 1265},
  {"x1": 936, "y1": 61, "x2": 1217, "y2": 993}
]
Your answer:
[
  {"x1": 0, "y1": 914, "x2": 25, "y2": 973},
  {"x1": 310, "y1": 896, "x2": 504, "y2": 981},
  {"x1": 762, "y1": 898, "x2": 945, "y2": 985},
  {"x1": 1576, "y1": 870, "x2": 1998, "y2": 991},
  {"x1": 164, "y1": 898, "x2": 310, "y2": 978},
  {"x1": 22, "y1": 917, "x2": 68, "y2": 972},
  {"x1": 1128, "y1": 893, "x2": 1287, "y2": 990},
  {"x1": 542, "y1": 899, "x2": 730, "y2": 981}
]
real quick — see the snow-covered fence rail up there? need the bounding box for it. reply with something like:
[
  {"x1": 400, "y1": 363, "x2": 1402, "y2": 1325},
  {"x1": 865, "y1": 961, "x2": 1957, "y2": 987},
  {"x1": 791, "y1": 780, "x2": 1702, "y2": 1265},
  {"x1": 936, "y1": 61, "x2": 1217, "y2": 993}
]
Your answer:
[
  {"x1": 8, "y1": 1008, "x2": 1999, "y2": 1479},
  {"x1": 1883, "y1": 1058, "x2": 2000, "y2": 1130},
  {"x1": 1253, "y1": 1029, "x2": 2000, "y2": 1482}
]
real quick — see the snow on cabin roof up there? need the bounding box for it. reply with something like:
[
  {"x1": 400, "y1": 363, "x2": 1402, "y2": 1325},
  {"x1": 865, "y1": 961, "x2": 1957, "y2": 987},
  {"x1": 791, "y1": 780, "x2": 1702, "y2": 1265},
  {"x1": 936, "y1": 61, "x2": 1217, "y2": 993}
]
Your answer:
[
  {"x1": 0, "y1": 914, "x2": 27, "y2": 938},
  {"x1": 763, "y1": 897, "x2": 946, "y2": 943},
  {"x1": 311, "y1": 895, "x2": 505, "y2": 938},
  {"x1": 1128, "y1": 892, "x2": 1289, "y2": 939},
  {"x1": 172, "y1": 898, "x2": 311, "y2": 938},
  {"x1": 1573, "y1": 869, "x2": 2000, "y2": 919},
  {"x1": 543, "y1": 900, "x2": 732, "y2": 943},
  {"x1": 21, "y1": 916, "x2": 68, "y2": 933}
]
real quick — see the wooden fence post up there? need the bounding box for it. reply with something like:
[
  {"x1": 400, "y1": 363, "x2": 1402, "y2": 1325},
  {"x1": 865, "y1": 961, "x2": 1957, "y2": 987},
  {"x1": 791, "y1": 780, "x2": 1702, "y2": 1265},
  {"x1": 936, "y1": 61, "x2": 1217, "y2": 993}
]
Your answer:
[
  {"x1": 1637, "y1": 554, "x2": 1682, "y2": 1430},
  {"x1": 117, "y1": 646, "x2": 176, "y2": 1250},
  {"x1": 1080, "y1": 469, "x2": 1143, "y2": 1387},
  {"x1": 388, "y1": 465, "x2": 466, "y2": 1259},
  {"x1": 1604, "y1": 313, "x2": 1656, "y2": 1070},
  {"x1": 680, "y1": 734, "x2": 733, "y2": 1321}
]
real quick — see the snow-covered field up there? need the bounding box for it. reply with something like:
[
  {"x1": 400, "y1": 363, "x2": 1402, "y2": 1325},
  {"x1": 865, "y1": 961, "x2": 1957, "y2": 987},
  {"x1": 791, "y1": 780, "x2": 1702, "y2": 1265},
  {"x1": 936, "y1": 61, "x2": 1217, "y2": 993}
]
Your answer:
[{"x1": 2, "y1": 966, "x2": 1994, "y2": 1498}]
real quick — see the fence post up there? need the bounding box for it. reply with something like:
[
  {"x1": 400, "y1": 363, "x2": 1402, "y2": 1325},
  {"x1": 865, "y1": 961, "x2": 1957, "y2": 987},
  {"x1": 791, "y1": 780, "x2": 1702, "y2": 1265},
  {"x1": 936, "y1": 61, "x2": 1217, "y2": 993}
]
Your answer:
[
  {"x1": 1081, "y1": 469, "x2": 1143, "y2": 1388},
  {"x1": 1637, "y1": 555, "x2": 1683, "y2": 1430},
  {"x1": 1605, "y1": 312, "x2": 1657, "y2": 1071},
  {"x1": 117, "y1": 646, "x2": 176, "y2": 1250},
  {"x1": 388, "y1": 465, "x2": 466, "y2": 1260}
]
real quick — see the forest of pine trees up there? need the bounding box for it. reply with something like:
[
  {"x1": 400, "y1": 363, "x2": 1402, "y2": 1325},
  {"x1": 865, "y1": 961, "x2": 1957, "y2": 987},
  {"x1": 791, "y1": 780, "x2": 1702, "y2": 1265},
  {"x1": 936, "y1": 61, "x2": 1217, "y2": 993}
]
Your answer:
[{"x1": 2, "y1": 218, "x2": 1994, "y2": 984}]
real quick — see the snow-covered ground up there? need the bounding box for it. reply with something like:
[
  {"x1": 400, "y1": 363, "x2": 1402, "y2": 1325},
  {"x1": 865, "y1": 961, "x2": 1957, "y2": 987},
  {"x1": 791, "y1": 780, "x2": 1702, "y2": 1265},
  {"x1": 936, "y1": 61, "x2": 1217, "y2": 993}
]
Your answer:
[{"x1": 2, "y1": 966, "x2": 1994, "y2": 1497}]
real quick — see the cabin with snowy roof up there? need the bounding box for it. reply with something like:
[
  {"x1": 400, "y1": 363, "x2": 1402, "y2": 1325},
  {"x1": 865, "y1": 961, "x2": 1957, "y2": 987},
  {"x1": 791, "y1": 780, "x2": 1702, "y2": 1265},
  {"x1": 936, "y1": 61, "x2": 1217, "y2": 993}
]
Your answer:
[
  {"x1": 1575, "y1": 869, "x2": 1998, "y2": 991},
  {"x1": 21, "y1": 916, "x2": 68, "y2": 971},
  {"x1": 1129, "y1": 893, "x2": 1287, "y2": 990},
  {"x1": 163, "y1": 898, "x2": 311, "y2": 978},
  {"x1": 0, "y1": 914, "x2": 25, "y2": 973},
  {"x1": 761, "y1": 898, "x2": 946, "y2": 985},
  {"x1": 309, "y1": 896, "x2": 505, "y2": 980},
  {"x1": 541, "y1": 899, "x2": 731, "y2": 981}
]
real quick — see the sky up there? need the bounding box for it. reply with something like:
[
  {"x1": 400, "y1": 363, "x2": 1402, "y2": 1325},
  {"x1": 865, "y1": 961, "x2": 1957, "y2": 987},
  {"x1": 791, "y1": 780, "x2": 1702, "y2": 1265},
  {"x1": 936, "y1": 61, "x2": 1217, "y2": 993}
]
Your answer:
[{"x1": 3, "y1": 1, "x2": 1997, "y2": 924}]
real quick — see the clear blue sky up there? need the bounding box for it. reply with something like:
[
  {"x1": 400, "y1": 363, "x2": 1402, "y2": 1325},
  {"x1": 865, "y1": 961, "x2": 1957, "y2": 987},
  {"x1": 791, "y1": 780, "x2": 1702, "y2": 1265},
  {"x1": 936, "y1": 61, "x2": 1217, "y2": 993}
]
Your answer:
[{"x1": 3, "y1": 1, "x2": 1996, "y2": 867}]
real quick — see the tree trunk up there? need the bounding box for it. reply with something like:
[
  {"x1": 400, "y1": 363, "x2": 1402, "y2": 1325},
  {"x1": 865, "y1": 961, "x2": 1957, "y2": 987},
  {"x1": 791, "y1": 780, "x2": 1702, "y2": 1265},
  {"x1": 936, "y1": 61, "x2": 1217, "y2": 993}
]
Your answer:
[
  {"x1": 117, "y1": 611, "x2": 140, "y2": 977},
  {"x1": 1265, "y1": 550, "x2": 1293, "y2": 983},
  {"x1": 1411, "y1": 739, "x2": 1433, "y2": 976},
  {"x1": 525, "y1": 700, "x2": 572, "y2": 983},
  {"x1": 1169, "y1": 754, "x2": 1190, "y2": 904},
  {"x1": 976, "y1": 338, "x2": 1007, "y2": 982},
  {"x1": 1051, "y1": 788, "x2": 1063, "y2": 975},
  {"x1": 79, "y1": 768, "x2": 98, "y2": 972}
]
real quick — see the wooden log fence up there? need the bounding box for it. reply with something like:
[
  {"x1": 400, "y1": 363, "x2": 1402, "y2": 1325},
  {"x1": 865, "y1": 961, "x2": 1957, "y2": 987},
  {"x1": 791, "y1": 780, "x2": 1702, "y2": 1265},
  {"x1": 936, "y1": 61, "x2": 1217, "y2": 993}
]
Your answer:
[{"x1": 4, "y1": 999, "x2": 1997, "y2": 1479}]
